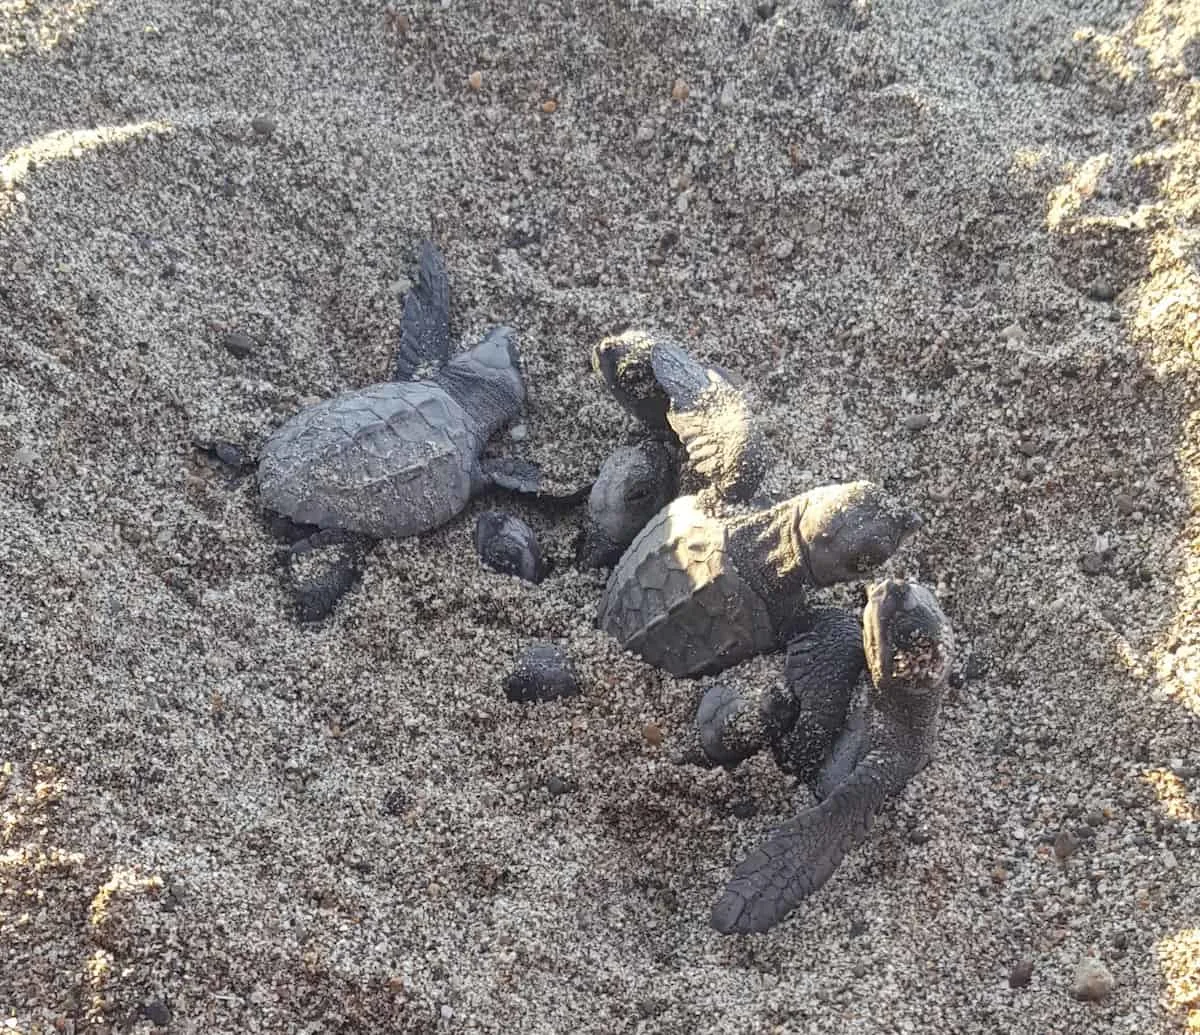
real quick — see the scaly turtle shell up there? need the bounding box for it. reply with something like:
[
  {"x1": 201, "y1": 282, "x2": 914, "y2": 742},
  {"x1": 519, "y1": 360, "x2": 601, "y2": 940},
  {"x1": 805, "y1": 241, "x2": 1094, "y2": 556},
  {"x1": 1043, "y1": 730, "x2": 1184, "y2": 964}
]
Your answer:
[
  {"x1": 599, "y1": 496, "x2": 776, "y2": 677},
  {"x1": 258, "y1": 381, "x2": 480, "y2": 539}
]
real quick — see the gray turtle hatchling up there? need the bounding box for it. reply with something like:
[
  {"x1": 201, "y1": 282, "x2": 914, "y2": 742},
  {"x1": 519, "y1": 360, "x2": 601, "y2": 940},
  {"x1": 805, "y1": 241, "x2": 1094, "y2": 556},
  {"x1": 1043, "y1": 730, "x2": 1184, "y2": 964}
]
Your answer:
[
  {"x1": 710, "y1": 578, "x2": 954, "y2": 934},
  {"x1": 257, "y1": 241, "x2": 558, "y2": 619},
  {"x1": 580, "y1": 329, "x2": 769, "y2": 568},
  {"x1": 597, "y1": 481, "x2": 922, "y2": 678}
]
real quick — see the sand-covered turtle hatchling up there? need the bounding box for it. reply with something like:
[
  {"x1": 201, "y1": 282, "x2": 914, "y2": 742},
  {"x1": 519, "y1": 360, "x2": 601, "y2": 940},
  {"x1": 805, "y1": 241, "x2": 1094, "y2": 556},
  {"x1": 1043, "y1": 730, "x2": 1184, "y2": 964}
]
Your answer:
[
  {"x1": 597, "y1": 481, "x2": 922, "y2": 678},
  {"x1": 580, "y1": 329, "x2": 769, "y2": 568},
  {"x1": 710, "y1": 578, "x2": 954, "y2": 935},
  {"x1": 259, "y1": 241, "x2": 543, "y2": 540},
  {"x1": 255, "y1": 241, "x2": 567, "y2": 618}
]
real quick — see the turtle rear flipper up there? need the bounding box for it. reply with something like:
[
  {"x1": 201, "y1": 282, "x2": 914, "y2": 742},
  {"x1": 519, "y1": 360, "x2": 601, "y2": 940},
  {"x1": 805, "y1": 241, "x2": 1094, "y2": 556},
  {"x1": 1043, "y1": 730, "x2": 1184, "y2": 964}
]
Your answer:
[
  {"x1": 711, "y1": 751, "x2": 895, "y2": 935},
  {"x1": 393, "y1": 240, "x2": 451, "y2": 381},
  {"x1": 648, "y1": 341, "x2": 768, "y2": 503},
  {"x1": 283, "y1": 528, "x2": 369, "y2": 623}
]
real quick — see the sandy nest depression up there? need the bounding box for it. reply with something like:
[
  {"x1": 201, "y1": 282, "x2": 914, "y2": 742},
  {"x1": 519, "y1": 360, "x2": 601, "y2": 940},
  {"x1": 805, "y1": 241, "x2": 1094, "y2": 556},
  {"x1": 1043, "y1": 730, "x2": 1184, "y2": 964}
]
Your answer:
[{"x1": 2, "y1": 0, "x2": 1199, "y2": 1032}]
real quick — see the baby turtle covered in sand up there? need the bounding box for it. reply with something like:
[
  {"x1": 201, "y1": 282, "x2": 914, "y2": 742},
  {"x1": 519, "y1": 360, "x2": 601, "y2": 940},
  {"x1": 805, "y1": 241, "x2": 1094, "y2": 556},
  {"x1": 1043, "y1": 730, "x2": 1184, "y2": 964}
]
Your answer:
[
  {"x1": 259, "y1": 241, "x2": 542, "y2": 540},
  {"x1": 597, "y1": 481, "x2": 922, "y2": 678},
  {"x1": 255, "y1": 241, "x2": 569, "y2": 619},
  {"x1": 580, "y1": 329, "x2": 769, "y2": 568},
  {"x1": 708, "y1": 579, "x2": 954, "y2": 934}
]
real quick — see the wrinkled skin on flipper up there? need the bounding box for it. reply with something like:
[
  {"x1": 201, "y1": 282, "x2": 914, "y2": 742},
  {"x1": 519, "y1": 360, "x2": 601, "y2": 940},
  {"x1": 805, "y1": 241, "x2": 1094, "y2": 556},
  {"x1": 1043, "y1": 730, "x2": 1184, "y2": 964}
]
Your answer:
[
  {"x1": 771, "y1": 607, "x2": 866, "y2": 780},
  {"x1": 648, "y1": 340, "x2": 768, "y2": 503},
  {"x1": 711, "y1": 579, "x2": 953, "y2": 935}
]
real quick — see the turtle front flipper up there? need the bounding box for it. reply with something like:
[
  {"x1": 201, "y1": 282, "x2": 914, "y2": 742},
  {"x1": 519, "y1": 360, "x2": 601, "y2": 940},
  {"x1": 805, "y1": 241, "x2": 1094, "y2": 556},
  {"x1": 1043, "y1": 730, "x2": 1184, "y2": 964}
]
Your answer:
[
  {"x1": 648, "y1": 341, "x2": 768, "y2": 502},
  {"x1": 393, "y1": 240, "x2": 451, "y2": 381},
  {"x1": 479, "y1": 456, "x2": 592, "y2": 504},
  {"x1": 711, "y1": 751, "x2": 896, "y2": 935},
  {"x1": 769, "y1": 607, "x2": 867, "y2": 782}
]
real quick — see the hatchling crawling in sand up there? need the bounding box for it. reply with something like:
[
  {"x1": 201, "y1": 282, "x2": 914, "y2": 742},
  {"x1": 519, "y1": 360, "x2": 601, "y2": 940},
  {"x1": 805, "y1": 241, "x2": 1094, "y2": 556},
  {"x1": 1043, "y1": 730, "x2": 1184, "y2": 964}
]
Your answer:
[
  {"x1": 580, "y1": 329, "x2": 769, "y2": 568},
  {"x1": 700, "y1": 579, "x2": 954, "y2": 934},
  {"x1": 597, "y1": 480, "x2": 922, "y2": 678},
  {"x1": 256, "y1": 241, "x2": 566, "y2": 619}
]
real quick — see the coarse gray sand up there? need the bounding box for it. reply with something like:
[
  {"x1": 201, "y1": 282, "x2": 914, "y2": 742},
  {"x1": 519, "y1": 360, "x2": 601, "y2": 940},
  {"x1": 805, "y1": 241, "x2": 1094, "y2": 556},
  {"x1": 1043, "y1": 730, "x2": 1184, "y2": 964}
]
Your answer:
[{"x1": 2, "y1": 0, "x2": 1198, "y2": 1032}]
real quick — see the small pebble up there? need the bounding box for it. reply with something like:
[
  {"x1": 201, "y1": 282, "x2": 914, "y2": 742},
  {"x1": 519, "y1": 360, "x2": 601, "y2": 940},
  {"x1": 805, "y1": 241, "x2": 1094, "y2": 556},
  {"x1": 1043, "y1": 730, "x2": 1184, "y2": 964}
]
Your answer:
[
  {"x1": 756, "y1": 0, "x2": 776, "y2": 18},
  {"x1": 903, "y1": 413, "x2": 933, "y2": 432},
  {"x1": 12, "y1": 445, "x2": 39, "y2": 467},
  {"x1": 635, "y1": 124, "x2": 655, "y2": 144},
  {"x1": 545, "y1": 775, "x2": 572, "y2": 797},
  {"x1": 643, "y1": 722, "x2": 664, "y2": 747},
  {"x1": 1080, "y1": 552, "x2": 1104, "y2": 576},
  {"x1": 671, "y1": 78, "x2": 690, "y2": 102},
  {"x1": 772, "y1": 238, "x2": 795, "y2": 260},
  {"x1": 851, "y1": 962, "x2": 867, "y2": 979},
  {"x1": 1000, "y1": 322, "x2": 1026, "y2": 342},
  {"x1": 1085, "y1": 808, "x2": 1106, "y2": 826},
  {"x1": 1071, "y1": 957, "x2": 1115, "y2": 1001},
  {"x1": 541, "y1": 99, "x2": 558, "y2": 113},
  {"x1": 908, "y1": 825, "x2": 933, "y2": 845},
  {"x1": 731, "y1": 800, "x2": 756, "y2": 819},
  {"x1": 504, "y1": 643, "x2": 580, "y2": 703},
  {"x1": 251, "y1": 116, "x2": 276, "y2": 137},
  {"x1": 468, "y1": 70, "x2": 483, "y2": 90},
  {"x1": 1115, "y1": 492, "x2": 1136, "y2": 516},
  {"x1": 440, "y1": 1004, "x2": 454, "y2": 1021},
  {"x1": 223, "y1": 330, "x2": 254, "y2": 358},
  {"x1": 719, "y1": 82, "x2": 736, "y2": 110},
  {"x1": 508, "y1": 423, "x2": 528, "y2": 442},
  {"x1": 1087, "y1": 275, "x2": 1116, "y2": 301},
  {"x1": 142, "y1": 1000, "x2": 171, "y2": 1026},
  {"x1": 1053, "y1": 829, "x2": 1079, "y2": 860},
  {"x1": 1009, "y1": 959, "x2": 1034, "y2": 989},
  {"x1": 12, "y1": 257, "x2": 30, "y2": 274}
]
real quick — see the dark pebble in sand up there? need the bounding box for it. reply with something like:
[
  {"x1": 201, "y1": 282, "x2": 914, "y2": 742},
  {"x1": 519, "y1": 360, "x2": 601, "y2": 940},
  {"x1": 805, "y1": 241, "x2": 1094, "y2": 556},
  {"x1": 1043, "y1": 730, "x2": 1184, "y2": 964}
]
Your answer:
[
  {"x1": 1009, "y1": 959, "x2": 1034, "y2": 989},
  {"x1": 223, "y1": 330, "x2": 255, "y2": 358},
  {"x1": 505, "y1": 643, "x2": 580, "y2": 703}
]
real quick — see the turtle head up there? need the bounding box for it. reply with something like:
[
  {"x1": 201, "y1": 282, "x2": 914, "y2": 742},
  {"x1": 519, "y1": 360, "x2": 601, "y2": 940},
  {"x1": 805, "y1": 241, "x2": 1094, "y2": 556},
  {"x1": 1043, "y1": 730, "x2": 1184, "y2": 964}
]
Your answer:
[
  {"x1": 579, "y1": 441, "x2": 678, "y2": 568},
  {"x1": 441, "y1": 326, "x2": 527, "y2": 434},
  {"x1": 797, "y1": 481, "x2": 922, "y2": 586},
  {"x1": 592, "y1": 330, "x2": 672, "y2": 432},
  {"x1": 863, "y1": 579, "x2": 953, "y2": 694}
]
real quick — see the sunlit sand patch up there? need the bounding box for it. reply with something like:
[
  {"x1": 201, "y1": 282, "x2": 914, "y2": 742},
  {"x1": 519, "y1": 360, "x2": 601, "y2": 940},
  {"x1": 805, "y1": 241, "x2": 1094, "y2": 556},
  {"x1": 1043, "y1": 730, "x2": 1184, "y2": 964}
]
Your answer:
[
  {"x1": 0, "y1": 0, "x2": 96, "y2": 58},
  {"x1": 0, "y1": 120, "x2": 173, "y2": 222},
  {"x1": 1041, "y1": 0, "x2": 1200, "y2": 720},
  {"x1": 1158, "y1": 929, "x2": 1200, "y2": 1033},
  {"x1": 1142, "y1": 766, "x2": 1200, "y2": 822}
]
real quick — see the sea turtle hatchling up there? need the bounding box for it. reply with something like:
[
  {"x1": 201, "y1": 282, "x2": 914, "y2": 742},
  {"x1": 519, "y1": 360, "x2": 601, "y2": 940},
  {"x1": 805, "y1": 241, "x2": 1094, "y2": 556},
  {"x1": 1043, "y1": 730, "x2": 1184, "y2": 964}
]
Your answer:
[
  {"x1": 710, "y1": 578, "x2": 954, "y2": 934},
  {"x1": 256, "y1": 241, "x2": 567, "y2": 619},
  {"x1": 580, "y1": 329, "x2": 769, "y2": 568},
  {"x1": 597, "y1": 481, "x2": 922, "y2": 678}
]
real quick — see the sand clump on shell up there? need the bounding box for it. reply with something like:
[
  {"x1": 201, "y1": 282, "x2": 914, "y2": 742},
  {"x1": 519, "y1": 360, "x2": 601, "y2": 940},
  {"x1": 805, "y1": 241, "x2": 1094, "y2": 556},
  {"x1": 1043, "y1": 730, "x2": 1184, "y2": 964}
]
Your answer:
[{"x1": 2, "y1": 1, "x2": 1199, "y2": 1033}]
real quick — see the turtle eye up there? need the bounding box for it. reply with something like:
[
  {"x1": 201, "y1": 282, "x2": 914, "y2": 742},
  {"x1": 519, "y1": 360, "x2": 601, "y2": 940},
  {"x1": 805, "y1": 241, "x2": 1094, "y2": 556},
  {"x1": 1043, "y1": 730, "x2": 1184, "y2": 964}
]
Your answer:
[{"x1": 628, "y1": 486, "x2": 651, "y2": 503}]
